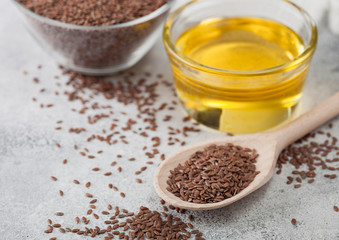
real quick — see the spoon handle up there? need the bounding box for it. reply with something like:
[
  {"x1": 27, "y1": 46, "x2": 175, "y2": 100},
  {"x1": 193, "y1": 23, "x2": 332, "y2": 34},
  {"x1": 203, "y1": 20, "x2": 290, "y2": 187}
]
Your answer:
[{"x1": 274, "y1": 92, "x2": 339, "y2": 151}]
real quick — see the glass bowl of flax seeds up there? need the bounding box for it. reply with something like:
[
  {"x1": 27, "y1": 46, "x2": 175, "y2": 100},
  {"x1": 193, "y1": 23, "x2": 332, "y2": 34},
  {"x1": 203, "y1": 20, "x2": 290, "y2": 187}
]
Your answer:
[{"x1": 12, "y1": 0, "x2": 174, "y2": 75}]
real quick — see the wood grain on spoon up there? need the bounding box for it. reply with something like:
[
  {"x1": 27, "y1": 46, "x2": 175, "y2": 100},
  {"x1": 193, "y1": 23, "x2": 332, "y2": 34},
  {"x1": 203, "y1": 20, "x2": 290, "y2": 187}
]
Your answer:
[{"x1": 154, "y1": 92, "x2": 339, "y2": 210}]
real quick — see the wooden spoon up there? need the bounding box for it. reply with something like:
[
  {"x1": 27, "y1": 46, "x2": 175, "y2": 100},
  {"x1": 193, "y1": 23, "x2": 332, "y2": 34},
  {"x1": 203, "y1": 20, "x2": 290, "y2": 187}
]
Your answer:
[{"x1": 154, "y1": 92, "x2": 339, "y2": 210}]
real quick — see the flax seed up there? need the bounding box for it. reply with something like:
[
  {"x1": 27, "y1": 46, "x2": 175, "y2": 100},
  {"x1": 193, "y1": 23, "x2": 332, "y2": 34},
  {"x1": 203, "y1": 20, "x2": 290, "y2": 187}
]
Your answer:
[{"x1": 50, "y1": 176, "x2": 58, "y2": 181}]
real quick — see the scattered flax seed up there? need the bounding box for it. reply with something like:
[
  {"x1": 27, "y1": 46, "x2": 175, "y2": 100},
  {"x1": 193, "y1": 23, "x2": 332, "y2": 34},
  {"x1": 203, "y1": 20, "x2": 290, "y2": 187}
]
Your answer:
[
  {"x1": 50, "y1": 176, "x2": 58, "y2": 181},
  {"x1": 136, "y1": 178, "x2": 142, "y2": 183},
  {"x1": 92, "y1": 167, "x2": 100, "y2": 171},
  {"x1": 85, "y1": 182, "x2": 91, "y2": 188},
  {"x1": 73, "y1": 179, "x2": 80, "y2": 184},
  {"x1": 85, "y1": 193, "x2": 93, "y2": 198},
  {"x1": 88, "y1": 155, "x2": 95, "y2": 159},
  {"x1": 334, "y1": 206, "x2": 339, "y2": 212},
  {"x1": 89, "y1": 199, "x2": 97, "y2": 204},
  {"x1": 308, "y1": 179, "x2": 315, "y2": 184},
  {"x1": 278, "y1": 127, "x2": 339, "y2": 187},
  {"x1": 120, "y1": 192, "x2": 126, "y2": 198},
  {"x1": 31, "y1": 69, "x2": 209, "y2": 237},
  {"x1": 59, "y1": 190, "x2": 64, "y2": 196},
  {"x1": 75, "y1": 217, "x2": 80, "y2": 224},
  {"x1": 111, "y1": 161, "x2": 117, "y2": 166},
  {"x1": 117, "y1": 167, "x2": 122, "y2": 172},
  {"x1": 188, "y1": 215, "x2": 194, "y2": 221},
  {"x1": 62, "y1": 159, "x2": 67, "y2": 164},
  {"x1": 49, "y1": 237, "x2": 57, "y2": 240},
  {"x1": 160, "y1": 199, "x2": 165, "y2": 205},
  {"x1": 55, "y1": 212, "x2": 64, "y2": 216},
  {"x1": 294, "y1": 184, "x2": 301, "y2": 189},
  {"x1": 56, "y1": 143, "x2": 61, "y2": 148},
  {"x1": 104, "y1": 172, "x2": 112, "y2": 176},
  {"x1": 291, "y1": 218, "x2": 297, "y2": 225},
  {"x1": 167, "y1": 144, "x2": 259, "y2": 204}
]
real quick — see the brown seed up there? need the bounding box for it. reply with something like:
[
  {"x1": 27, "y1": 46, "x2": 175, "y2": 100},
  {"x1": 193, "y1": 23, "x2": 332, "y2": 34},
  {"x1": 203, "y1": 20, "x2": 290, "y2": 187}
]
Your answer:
[
  {"x1": 291, "y1": 218, "x2": 297, "y2": 225},
  {"x1": 85, "y1": 193, "x2": 93, "y2": 198},
  {"x1": 136, "y1": 179, "x2": 142, "y2": 183},
  {"x1": 334, "y1": 206, "x2": 339, "y2": 212},
  {"x1": 104, "y1": 172, "x2": 112, "y2": 176},
  {"x1": 86, "y1": 182, "x2": 91, "y2": 188},
  {"x1": 92, "y1": 167, "x2": 100, "y2": 171},
  {"x1": 59, "y1": 190, "x2": 64, "y2": 196},
  {"x1": 73, "y1": 179, "x2": 80, "y2": 184},
  {"x1": 120, "y1": 192, "x2": 126, "y2": 198},
  {"x1": 50, "y1": 176, "x2": 58, "y2": 181},
  {"x1": 55, "y1": 212, "x2": 64, "y2": 216}
]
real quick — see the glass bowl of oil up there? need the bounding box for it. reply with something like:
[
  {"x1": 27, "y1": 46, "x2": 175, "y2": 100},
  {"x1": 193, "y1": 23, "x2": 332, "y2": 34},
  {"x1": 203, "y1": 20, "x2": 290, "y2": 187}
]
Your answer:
[{"x1": 163, "y1": 0, "x2": 317, "y2": 133}]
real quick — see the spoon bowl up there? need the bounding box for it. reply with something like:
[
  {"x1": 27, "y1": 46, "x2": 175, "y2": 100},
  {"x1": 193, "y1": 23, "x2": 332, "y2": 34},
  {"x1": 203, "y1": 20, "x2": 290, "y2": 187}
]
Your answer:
[{"x1": 154, "y1": 92, "x2": 339, "y2": 210}]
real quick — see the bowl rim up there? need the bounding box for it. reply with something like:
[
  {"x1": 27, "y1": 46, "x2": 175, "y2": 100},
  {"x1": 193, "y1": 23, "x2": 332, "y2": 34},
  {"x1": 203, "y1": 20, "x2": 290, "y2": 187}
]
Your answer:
[
  {"x1": 163, "y1": 0, "x2": 318, "y2": 76},
  {"x1": 12, "y1": 0, "x2": 175, "y2": 30}
]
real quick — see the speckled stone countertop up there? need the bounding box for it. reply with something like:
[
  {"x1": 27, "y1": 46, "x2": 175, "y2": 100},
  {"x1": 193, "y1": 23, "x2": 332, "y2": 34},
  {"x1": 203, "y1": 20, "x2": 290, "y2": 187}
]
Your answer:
[{"x1": 1, "y1": 1, "x2": 339, "y2": 240}]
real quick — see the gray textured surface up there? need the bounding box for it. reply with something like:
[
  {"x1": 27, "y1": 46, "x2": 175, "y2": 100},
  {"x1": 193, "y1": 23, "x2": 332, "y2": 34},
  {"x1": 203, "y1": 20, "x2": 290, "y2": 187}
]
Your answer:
[{"x1": 1, "y1": 1, "x2": 339, "y2": 240}]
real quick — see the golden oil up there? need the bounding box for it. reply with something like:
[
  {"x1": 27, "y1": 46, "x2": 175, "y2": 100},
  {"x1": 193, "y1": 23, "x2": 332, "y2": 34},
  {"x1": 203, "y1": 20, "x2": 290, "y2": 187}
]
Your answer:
[{"x1": 170, "y1": 17, "x2": 310, "y2": 133}]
